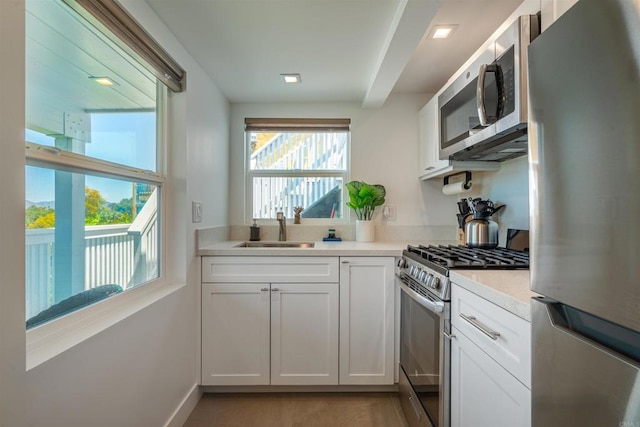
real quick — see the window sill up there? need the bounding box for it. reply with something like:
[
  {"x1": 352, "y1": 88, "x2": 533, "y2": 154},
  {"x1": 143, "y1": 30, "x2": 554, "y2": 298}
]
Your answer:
[{"x1": 26, "y1": 280, "x2": 185, "y2": 370}]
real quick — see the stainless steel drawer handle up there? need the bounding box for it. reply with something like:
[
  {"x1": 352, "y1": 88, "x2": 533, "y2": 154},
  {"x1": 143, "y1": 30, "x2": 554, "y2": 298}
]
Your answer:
[
  {"x1": 260, "y1": 288, "x2": 269, "y2": 292},
  {"x1": 460, "y1": 313, "x2": 501, "y2": 340},
  {"x1": 271, "y1": 288, "x2": 280, "y2": 292}
]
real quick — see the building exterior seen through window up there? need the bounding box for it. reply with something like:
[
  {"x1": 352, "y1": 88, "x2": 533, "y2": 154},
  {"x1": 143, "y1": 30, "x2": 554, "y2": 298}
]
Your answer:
[
  {"x1": 247, "y1": 122, "x2": 350, "y2": 221},
  {"x1": 24, "y1": 0, "x2": 165, "y2": 328}
]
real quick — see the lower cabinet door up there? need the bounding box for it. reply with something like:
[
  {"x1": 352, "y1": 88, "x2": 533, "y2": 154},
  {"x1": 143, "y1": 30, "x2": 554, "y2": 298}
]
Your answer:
[
  {"x1": 451, "y1": 326, "x2": 531, "y2": 427},
  {"x1": 270, "y1": 283, "x2": 339, "y2": 385},
  {"x1": 201, "y1": 283, "x2": 270, "y2": 385},
  {"x1": 339, "y1": 257, "x2": 395, "y2": 385}
]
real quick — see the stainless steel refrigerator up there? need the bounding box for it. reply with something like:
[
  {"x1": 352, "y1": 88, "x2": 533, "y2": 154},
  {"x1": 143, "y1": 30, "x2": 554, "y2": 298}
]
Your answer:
[{"x1": 528, "y1": 0, "x2": 640, "y2": 425}]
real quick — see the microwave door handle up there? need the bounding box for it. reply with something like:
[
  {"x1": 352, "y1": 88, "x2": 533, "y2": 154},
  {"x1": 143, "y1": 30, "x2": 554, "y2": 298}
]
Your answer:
[
  {"x1": 476, "y1": 64, "x2": 503, "y2": 126},
  {"x1": 494, "y1": 64, "x2": 505, "y2": 118},
  {"x1": 477, "y1": 64, "x2": 490, "y2": 126}
]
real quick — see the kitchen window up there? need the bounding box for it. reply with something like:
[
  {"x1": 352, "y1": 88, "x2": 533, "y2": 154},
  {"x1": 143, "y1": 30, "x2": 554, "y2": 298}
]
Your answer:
[
  {"x1": 245, "y1": 118, "x2": 350, "y2": 222},
  {"x1": 24, "y1": 0, "x2": 183, "y2": 332}
]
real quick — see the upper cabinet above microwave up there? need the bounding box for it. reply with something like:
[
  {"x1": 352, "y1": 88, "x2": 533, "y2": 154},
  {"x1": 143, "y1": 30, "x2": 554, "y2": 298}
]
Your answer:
[
  {"x1": 418, "y1": 96, "x2": 499, "y2": 180},
  {"x1": 540, "y1": 0, "x2": 579, "y2": 32},
  {"x1": 438, "y1": 15, "x2": 540, "y2": 162}
]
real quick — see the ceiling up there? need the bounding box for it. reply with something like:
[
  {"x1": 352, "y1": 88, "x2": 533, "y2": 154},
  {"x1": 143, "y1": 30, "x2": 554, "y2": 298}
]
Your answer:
[
  {"x1": 26, "y1": 0, "x2": 157, "y2": 136},
  {"x1": 145, "y1": 0, "x2": 524, "y2": 107}
]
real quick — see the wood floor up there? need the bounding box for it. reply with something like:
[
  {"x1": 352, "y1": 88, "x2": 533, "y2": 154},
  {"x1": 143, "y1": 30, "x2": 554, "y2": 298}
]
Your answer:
[{"x1": 183, "y1": 392, "x2": 409, "y2": 427}]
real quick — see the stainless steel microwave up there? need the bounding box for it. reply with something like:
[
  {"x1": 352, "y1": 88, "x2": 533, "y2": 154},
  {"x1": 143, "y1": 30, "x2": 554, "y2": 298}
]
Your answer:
[{"x1": 438, "y1": 14, "x2": 540, "y2": 162}]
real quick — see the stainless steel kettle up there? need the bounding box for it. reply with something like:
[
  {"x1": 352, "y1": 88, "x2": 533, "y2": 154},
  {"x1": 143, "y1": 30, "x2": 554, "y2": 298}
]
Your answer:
[
  {"x1": 463, "y1": 199, "x2": 505, "y2": 249},
  {"x1": 465, "y1": 217, "x2": 499, "y2": 248}
]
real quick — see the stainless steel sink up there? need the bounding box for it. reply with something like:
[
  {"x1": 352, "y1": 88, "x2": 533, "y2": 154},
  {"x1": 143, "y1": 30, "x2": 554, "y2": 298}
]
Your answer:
[{"x1": 234, "y1": 241, "x2": 315, "y2": 248}]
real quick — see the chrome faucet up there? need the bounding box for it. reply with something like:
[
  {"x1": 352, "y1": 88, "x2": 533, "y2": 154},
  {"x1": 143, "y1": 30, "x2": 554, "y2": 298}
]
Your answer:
[{"x1": 277, "y1": 211, "x2": 287, "y2": 241}]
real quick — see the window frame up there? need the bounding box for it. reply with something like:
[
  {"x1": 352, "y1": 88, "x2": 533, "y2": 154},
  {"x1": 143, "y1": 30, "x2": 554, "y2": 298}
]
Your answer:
[
  {"x1": 24, "y1": 83, "x2": 168, "y2": 306},
  {"x1": 23, "y1": 0, "x2": 182, "y2": 368},
  {"x1": 244, "y1": 120, "x2": 351, "y2": 225},
  {"x1": 24, "y1": 86, "x2": 169, "y2": 366}
]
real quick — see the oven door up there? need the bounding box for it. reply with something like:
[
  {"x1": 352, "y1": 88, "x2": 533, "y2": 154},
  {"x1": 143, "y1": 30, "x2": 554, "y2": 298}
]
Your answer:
[{"x1": 398, "y1": 274, "x2": 450, "y2": 427}]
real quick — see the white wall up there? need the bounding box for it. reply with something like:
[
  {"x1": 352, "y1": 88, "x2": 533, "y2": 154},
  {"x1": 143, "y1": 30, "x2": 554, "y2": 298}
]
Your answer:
[
  {"x1": 476, "y1": 156, "x2": 530, "y2": 246},
  {"x1": 229, "y1": 93, "x2": 458, "y2": 240},
  {"x1": 0, "y1": 1, "x2": 229, "y2": 425},
  {"x1": 413, "y1": 162, "x2": 530, "y2": 247}
]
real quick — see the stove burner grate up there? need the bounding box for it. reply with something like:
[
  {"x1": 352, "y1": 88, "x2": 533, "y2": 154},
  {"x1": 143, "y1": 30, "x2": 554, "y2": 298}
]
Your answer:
[{"x1": 407, "y1": 244, "x2": 529, "y2": 269}]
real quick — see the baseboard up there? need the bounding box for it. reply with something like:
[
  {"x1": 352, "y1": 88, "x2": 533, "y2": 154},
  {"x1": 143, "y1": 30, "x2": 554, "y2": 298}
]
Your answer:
[
  {"x1": 201, "y1": 384, "x2": 399, "y2": 393},
  {"x1": 164, "y1": 383, "x2": 202, "y2": 427}
]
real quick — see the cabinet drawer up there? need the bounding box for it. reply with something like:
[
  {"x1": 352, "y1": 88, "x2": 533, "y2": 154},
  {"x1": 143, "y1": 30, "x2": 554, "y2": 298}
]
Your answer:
[
  {"x1": 451, "y1": 325, "x2": 531, "y2": 427},
  {"x1": 451, "y1": 284, "x2": 531, "y2": 388},
  {"x1": 202, "y1": 256, "x2": 339, "y2": 283}
]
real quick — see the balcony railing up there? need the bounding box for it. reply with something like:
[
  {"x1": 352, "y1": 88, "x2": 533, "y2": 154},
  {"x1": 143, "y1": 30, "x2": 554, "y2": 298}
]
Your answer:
[
  {"x1": 25, "y1": 191, "x2": 159, "y2": 320},
  {"x1": 251, "y1": 132, "x2": 347, "y2": 218}
]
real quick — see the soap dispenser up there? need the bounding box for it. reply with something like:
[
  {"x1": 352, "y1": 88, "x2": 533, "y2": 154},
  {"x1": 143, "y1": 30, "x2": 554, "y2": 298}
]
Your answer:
[{"x1": 249, "y1": 219, "x2": 260, "y2": 241}]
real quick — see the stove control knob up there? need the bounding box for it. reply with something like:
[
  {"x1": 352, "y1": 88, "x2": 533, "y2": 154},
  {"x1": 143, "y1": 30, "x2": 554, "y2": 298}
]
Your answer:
[
  {"x1": 409, "y1": 266, "x2": 415, "y2": 276},
  {"x1": 397, "y1": 258, "x2": 408, "y2": 269},
  {"x1": 426, "y1": 274, "x2": 434, "y2": 287},
  {"x1": 420, "y1": 271, "x2": 428, "y2": 282},
  {"x1": 432, "y1": 277, "x2": 441, "y2": 289}
]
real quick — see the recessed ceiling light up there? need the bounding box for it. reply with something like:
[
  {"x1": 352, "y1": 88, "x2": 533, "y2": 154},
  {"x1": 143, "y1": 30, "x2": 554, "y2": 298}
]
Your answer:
[
  {"x1": 90, "y1": 76, "x2": 116, "y2": 86},
  {"x1": 280, "y1": 73, "x2": 302, "y2": 84},
  {"x1": 430, "y1": 25, "x2": 458, "y2": 39}
]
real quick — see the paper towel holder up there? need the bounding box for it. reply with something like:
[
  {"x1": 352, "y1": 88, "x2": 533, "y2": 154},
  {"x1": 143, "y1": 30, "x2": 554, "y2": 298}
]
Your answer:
[{"x1": 443, "y1": 171, "x2": 472, "y2": 190}]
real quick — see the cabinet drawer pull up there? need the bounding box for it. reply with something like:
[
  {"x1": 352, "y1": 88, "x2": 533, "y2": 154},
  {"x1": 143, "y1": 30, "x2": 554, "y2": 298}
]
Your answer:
[
  {"x1": 260, "y1": 287, "x2": 269, "y2": 292},
  {"x1": 460, "y1": 313, "x2": 501, "y2": 340},
  {"x1": 341, "y1": 260, "x2": 349, "y2": 264},
  {"x1": 443, "y1": 331, "x2": 456, "y2": 340},
  {"x1": 271, "y1": 288, "x2": 280, "y2": 292}
]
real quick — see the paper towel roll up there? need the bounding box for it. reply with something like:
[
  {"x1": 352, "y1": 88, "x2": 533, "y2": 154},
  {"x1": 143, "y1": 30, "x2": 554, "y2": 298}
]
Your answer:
[{"x1": 442, "y1": 181, "x2": 472, "y2": 195}]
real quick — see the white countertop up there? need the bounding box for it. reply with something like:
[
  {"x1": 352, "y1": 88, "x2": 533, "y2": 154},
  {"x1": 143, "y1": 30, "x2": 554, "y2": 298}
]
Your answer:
[
  {"x1": 197, "y1": 240, "x2": 412, "y2": 257},
  {"x1": 449, "y1": 269, "x2": 539, "y2": 321}
]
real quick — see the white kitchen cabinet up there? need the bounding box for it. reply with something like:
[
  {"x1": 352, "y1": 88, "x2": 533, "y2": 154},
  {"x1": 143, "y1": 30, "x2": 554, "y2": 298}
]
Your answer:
[
  {"x1": 451, "y1": 285, "x2": 531, "y2": 387},
  {"x1": 271, "y1": 283, "x2": 339, "y2": 385},
  {"x1": 419, "y1": 96, "x2": 449, "y2": 178},
  {"x1": 201, "y1": 256, "x2": 340, "y2": 386},
  {"x1": 450, "y1": 284, "x2": 531, "y2": 427},
  {"x1": 541, "y1": 0, "x2": 579, "y2": 32},
  {"x1": 451, "y1": 326, "x2": 531, "y2": 427},
  {"x1": 418, "y1": 96, "x2": 500, "y2": 180},
  {"x1": 201, "y1": 283, "x2": 270, "y2": 385},
  {"x1": 202, "y1": 256, "x2": 339, "y2": 284},
  {"x1": 339, "y1": 256, "x2": 395, "y2": 385}
]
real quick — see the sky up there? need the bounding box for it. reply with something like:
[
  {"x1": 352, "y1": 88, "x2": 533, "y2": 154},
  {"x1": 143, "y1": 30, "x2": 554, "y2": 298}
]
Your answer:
[{"x1": 26, "y1": 112, "x2": 156, "y2": 203}]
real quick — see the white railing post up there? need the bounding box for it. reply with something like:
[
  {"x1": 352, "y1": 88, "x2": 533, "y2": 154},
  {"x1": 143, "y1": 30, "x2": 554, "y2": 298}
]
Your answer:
[{"x1": 128, "y1": 189, "x2": 159, "y2": 286}]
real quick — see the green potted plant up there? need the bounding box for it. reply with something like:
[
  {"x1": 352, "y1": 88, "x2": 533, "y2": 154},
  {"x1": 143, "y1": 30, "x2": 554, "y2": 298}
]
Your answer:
[{"x1": 345, "y1": 180, "x2": 386, "y2": 242}]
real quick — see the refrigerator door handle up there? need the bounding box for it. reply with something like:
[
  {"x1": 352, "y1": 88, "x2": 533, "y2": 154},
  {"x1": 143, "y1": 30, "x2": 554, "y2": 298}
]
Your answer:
[
  {"x1": 531, "y1": 297, "x2": 640, "y2": 426},
  {"x1": 539, "y1": 297, "x2": 640, "y2": 366}
]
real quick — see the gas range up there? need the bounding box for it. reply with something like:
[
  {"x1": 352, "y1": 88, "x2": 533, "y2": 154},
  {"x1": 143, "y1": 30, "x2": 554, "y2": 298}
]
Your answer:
[{"x1": 399, "y1": 244, "x2": 529, "y2": 301}]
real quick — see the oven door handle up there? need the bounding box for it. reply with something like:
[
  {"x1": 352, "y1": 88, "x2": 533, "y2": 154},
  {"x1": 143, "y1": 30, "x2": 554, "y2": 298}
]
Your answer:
[{"x1": 399, "y1": 279, "x2": 444, "y2": 314}]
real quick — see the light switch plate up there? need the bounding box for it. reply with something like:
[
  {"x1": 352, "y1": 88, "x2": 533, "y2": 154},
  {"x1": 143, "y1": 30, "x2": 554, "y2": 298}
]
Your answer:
[
  {"x1": 192, "y1": 201, "x2": 202, "y2": 223},
  {"x1": 383, "y1": 205, "x2": 397, "y2": 221}
]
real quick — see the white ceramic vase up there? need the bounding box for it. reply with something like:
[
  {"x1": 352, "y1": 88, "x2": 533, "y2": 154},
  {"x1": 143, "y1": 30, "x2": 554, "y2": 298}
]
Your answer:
[{"x1": 356, "y1": 220, "x2": 374, "y2": 242}]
